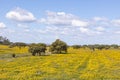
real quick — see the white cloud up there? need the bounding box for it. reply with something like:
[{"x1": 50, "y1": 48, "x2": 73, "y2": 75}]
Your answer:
[
  {"x1": 38, "y1": 11, "x2": 111, "y2": 36},
  {"x1": 6, "y1": 29, "x2": 15, "y2": 33},
  {"x1": 36, "y1": 26, "x2": 59, "y2": 34},
  {"x1": 93, "y1": 17, "x2": 108, "y2": 21},
  {"x1": 24, "y1": 29, "x2": 30, "y2": 32},
  {"x1": 78, "y1": 26, "x2": 104, "y2": 35},
  {"x1": 57, "y1": 12, "x2": 66, "y2": 15},
  {"x1": 4, "y1": 10, "x2": 120, "y2": 44},
  {"x1": 0, "y1": 22, "x2": 6, "y2": 29},
  {"x1": 37, "y1": 29, "x2": 47, "y2": 34},
  {"x1": 17, "y1": 24, "x2": 28, "y2": 28},
  {"x1": 111, "y1": 19, "x2": 120, "y2": 26},
  {"x1": 79, "y1": 27, "x2": 89, "y2": 33},
  {"x1": 6, "y1": 7, "x2": 36, "y2": 22},
  {"x1": 46, "y1": 26, "x2": 59, "y2": 32},
  {"x1": 95, "y1": 26, "x2": 105, "y2": 31},
  {"x1": 72, "y1": 19, "x2": 88, "y2": 27},
  {"x1": 39, "y1": 11, "x2": 88, "y2": 27}
]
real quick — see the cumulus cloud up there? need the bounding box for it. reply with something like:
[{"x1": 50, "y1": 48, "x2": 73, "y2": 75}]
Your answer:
[
  {"x1": 79, "y1": 27, "x2": 103, "y2": 35},
  {"x1": 7, "y1": 29, "x2": 15, "y2": 33},
  {"x1": 37, "y1": 11, "x2": 112, "y2": 36},
  {"x1": 79, "y1": 27, "x2": 89, "y2": 33},
  {"x1": 36, "y1": 26, "x2": 58, "y2": 34},
  {"x1": 72, "y1": 19, "x2": 88, "y2": 27},
  {"x1": 111, "y1": 19, "x2": 120, "y2": 26},
  {"x1": 0, "y1": 22, "x2": 6, "y2": 29},
  {"x1": 24, "y1": 29, "x2": 30, "y2": 32},
  {"x1": 6, "y1": 7, "x2": 36, "y2": 22},
  {"x1": 3, "y1": 8, "x2": 120, "y2": 42},
  {"x1": 5, "y1": 10, "x2": 120, "y2": 44},
  {"x1": 17, "y1": 24, "x2": 29, "y2": 28},
  {"x1": 93, "y1": 17, "x2": 108, "y2": 21},
  {"x1": 95, "y1": 26, "x2": 105, "y2": 31},
  {"x1": 39, "y1": 11, "x2": 74, "y2": 26},
  {"x1": 39, "y1": 11, "x2": 88, "y2": 27}
]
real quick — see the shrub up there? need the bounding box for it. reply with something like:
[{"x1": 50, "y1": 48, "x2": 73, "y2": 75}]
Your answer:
[{"x1": 12, "y1": 54, "x2": 16, "y2": 58}]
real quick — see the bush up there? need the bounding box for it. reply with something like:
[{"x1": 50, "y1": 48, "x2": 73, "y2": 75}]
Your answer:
[{"x1": 12, "y1": 54, "x2": 16, "y2": 58}]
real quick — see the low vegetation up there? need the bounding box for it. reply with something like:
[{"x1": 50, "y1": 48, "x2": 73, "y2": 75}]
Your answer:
[
  {"x1": 0, "y1": 36, "x2": 120, "y2": 80},
  {"x1": 0, "y1": 47, "x2": 120, "y2": 80}
]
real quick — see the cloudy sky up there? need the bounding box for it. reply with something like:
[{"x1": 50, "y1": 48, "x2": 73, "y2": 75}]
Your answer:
[{"x1": 0, "y1": 0, "x2": 120, "y2": 45}]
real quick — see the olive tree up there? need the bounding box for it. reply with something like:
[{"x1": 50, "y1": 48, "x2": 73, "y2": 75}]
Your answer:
[
  {"x1": 50, "y1": 39, "x2": 67, "y2": 54},
  {"x1": 28, "y1": 43, "x2": 47, "y2": 56}
]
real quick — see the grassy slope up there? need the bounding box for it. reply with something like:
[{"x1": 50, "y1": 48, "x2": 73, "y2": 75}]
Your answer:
[{"x1": 0, "y1": 45, "x2": 120, "y2": 80}]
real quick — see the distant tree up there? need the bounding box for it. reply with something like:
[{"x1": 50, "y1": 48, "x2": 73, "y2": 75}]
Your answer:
[
  {"x1": 111, "y1": 44, "x2": 119, "y2": 49},
  {"x1": 96, "y1": 45, "x2": 105, "y2": 50},
  {"x1": 82, "y1": 45, "x2": 88, "y2": 49},
  {"x1": 9, "y1": 42, "x2": 27, "y2": 49},
  {"x1": 72, "y1": 45, "x2": 81, "y2": 49},
  {"x1": 0, "y1": 36, "x2": 11, "y2": 45},
  {"x1": 88, "y1": 45, "x2": 95, "y2": 51},
  {"x1": 50, "y1": 39, "x2": 67, "y2": 54},
  {"x1": 104, "y1": 45, "x2": 111, "y2": 50},
  {"x1": 87, "y1": 44, "x2": 111, "y2": 50},
  {"x1": 88, "y1": 44, "x2": 108, "y2": 51},
  {"x1": 28, "y1": 43, "x2": 47, "y2": 56}
]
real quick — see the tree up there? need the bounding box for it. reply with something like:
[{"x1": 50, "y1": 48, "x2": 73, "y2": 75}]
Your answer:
[
  {"x1": 9, "y1": 42, "x2": 27, "y2": 49},
  {"x1": 96, "y1": 45, "x2": 105, "y2": 50},
  {"x1": 0, "y1": 36, "x2": 11, "y2": 45},
  {"x1": 28, "y1": 43, "x2": 47, "y2": 56},
  {"x1": 88, "y1": 45, "x2": 95, "y2": 51},
  {"x1": 50, "y1": 39, "x2": 67, "y2": 54},
  {"x1": 111, "y1": 44, "x2": 119, "y2": 49},
  {"x1": 82, "y1": 45, "x2": 88, "y2": 49},
  {"x1": 72, "y1": 45, "x2": 81, "y2": 49}
]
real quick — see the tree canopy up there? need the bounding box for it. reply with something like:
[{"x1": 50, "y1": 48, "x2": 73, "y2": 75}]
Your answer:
[
  {"x1": 0, "y1": 36, "x2": 11, "y2": 45},
  {"x1": 28, "y1": 43, "x2": 47, "y2": 56},
  {"x1": 50, "y1": 39, "x2": 67, "y2": 54}
]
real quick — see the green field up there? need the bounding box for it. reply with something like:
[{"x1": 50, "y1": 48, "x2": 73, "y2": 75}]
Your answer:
[{"x1": 0, "y1": 45, "x2": 120, "y2": 80}]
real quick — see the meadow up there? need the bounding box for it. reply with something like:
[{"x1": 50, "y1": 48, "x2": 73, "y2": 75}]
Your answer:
[{"x1": 0, "y1": 45, "x2": 120, "y2": 80}]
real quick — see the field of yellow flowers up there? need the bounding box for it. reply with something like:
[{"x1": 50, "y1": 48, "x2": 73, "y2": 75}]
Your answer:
[{"x1": 0, "y1": 45, "x2": 120, "y2": 80}]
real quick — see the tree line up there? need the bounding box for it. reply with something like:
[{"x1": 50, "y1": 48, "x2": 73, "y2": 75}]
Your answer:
[
  {"x1": 72, "y1": 44, "x2": 120, "y2": 51},
  {"x1": 6, "y1": 38, "x2": 67, "y2": 56},
  {"x1": 0, "y1": 36, "x2": 11, "y2": 45},
  {"x1": 0, "y1": 36, "x2": 120, "y2": 56}
]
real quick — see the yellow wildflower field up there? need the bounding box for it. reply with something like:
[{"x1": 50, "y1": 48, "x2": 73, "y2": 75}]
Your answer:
[{"x1": 0, "y1": 45, "x2": 120, "y2": 80}]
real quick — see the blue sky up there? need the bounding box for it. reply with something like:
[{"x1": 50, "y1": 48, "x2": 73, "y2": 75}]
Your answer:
[{"x1": 0, "y1": 0, "x2": 120, "y2": 45}]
